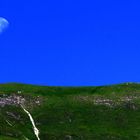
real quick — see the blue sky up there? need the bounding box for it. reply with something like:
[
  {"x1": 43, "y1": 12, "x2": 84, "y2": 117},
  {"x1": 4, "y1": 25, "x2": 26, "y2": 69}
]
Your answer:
[{"x1": 0, "y1": 0, "x2": 140, "y2": 86}]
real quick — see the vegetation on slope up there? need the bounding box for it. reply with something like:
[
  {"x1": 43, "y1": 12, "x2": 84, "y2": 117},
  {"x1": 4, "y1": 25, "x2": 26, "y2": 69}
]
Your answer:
[{"x1": 1, "y1": 82, "x2": 140, "y2": 140}]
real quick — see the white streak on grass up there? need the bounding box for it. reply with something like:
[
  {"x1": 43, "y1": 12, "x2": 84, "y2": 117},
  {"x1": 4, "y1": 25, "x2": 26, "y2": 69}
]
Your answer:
[
  {"x1": 21, "y1": 105, "x2": 40, "y2": 140},
  {"x1": 6, "y1": 120, "x2": 12, "y2": 126},
  {"x1": 23, "y1": 135, "x2": 30, "y2": 140}
]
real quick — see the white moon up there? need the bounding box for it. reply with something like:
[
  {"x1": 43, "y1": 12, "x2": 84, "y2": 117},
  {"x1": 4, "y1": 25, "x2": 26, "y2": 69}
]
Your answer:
[{"x1": 0, "y1": 17, "x2": 9, "y2": 34}]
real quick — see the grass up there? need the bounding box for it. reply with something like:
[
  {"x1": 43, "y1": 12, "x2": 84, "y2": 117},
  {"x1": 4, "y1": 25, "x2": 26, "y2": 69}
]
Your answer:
[{"x1": 1, "y1": 82, "x2": 140, "y2": 139}]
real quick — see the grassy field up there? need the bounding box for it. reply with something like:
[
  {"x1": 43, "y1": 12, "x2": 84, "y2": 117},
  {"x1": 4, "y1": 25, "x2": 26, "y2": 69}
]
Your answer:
[{"x1": 1, "y1": 83, "x2": 140, "y2": 139}]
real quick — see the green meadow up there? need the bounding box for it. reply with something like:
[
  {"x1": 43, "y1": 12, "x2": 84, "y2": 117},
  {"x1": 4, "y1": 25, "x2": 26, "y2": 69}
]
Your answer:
[{"x1": 1, "y1": 83, "x2": 140, "y2": 140}]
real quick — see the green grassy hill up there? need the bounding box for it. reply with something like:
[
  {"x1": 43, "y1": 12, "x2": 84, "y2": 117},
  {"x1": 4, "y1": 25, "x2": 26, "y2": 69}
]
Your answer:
[{"x1": 1, "y1": 82, "x2": 140, "y2": 140}]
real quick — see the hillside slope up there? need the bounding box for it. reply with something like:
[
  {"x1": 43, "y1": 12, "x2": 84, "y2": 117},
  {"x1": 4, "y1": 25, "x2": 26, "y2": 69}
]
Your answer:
[{"x1": 1, "y1": 83, "x2": 140, "y2": 140}]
